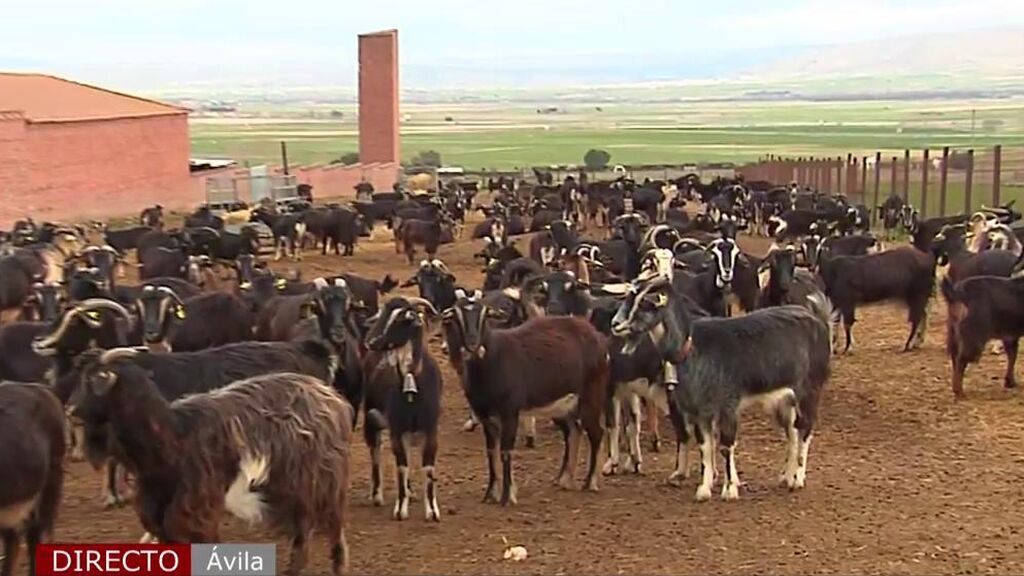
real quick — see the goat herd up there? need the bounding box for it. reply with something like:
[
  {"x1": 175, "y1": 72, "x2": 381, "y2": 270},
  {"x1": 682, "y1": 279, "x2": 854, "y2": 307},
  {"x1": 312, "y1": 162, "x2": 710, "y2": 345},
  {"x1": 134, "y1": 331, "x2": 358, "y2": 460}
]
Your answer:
[{"x1": 1, "y1": 173, "x2": 1023, "y2": 575}]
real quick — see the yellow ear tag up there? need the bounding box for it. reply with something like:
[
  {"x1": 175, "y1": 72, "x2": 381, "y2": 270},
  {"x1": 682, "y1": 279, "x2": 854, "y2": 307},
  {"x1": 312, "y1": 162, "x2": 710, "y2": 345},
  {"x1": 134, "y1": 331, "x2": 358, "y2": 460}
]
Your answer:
[
  {"x1": 175, "y1": 306, "x2": 186, "y2": 320},
  {"x1": 275, "y1": 278, "x2": 287, "y2": 289},
  {"x1": 85, "y1": 310, "x2": 101, "y2": 320}
]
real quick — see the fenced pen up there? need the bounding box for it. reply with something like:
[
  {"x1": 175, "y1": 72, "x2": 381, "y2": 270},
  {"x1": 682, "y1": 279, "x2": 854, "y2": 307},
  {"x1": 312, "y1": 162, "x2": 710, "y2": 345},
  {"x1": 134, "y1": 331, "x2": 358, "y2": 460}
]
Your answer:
[{"x1": 737, "y1": 145, "x2": 1024, "y2": 218}]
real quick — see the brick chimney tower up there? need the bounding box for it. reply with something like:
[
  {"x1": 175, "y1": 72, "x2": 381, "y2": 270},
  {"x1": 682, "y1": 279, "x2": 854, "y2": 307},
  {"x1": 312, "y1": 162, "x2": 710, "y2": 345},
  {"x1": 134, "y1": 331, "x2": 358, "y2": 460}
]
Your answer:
[{"x1": 358, "y1": 29, "x2": 400, "y2": 165}]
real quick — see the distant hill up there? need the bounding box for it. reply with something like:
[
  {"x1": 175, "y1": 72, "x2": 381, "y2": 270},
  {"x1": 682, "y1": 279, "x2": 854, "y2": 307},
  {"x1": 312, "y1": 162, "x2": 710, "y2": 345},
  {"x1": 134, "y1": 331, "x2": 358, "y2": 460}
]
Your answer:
[{"x1": 753, "y1": 28, "x2": 1024, "y2": 79}]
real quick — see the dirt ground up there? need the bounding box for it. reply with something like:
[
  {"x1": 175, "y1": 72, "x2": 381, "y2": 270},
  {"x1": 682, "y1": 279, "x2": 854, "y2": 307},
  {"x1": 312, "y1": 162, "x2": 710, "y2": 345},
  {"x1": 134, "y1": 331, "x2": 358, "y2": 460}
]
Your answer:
[{"x1": 42, "y1": 215, "x2": 1024, "y2": 575}]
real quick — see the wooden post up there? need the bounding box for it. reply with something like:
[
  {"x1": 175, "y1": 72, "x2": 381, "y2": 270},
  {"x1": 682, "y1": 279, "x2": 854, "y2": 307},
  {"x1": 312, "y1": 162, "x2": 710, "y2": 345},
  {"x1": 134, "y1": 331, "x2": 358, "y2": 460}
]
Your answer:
[
  {"x1": 861, "y1": 156, "x2": 868, "y2": 199},
  {"x1": 940, "y1": 147, "x2": 950, "y2": 216},
  {"x1": 964, "y1": 149, "x2": 974, "y2": 213},
  {"x1": 993, "y1": 145, "x2": 1002, "y2": 206},
  {"x1": 890, "y1": 156, "x2": 898, "y2": 201},
  {"x1": 921, "y1": 149, "x2": 929, "y2": 219},
  {"x1": 872, "y1": 152, "x2": 882, "y2": 222},
  {"x1": 902, "y1": 149, "x2": 910, "y2": 202},
  {"x1": 280, "y1": 141, "x2": 290, "y2": 175}
]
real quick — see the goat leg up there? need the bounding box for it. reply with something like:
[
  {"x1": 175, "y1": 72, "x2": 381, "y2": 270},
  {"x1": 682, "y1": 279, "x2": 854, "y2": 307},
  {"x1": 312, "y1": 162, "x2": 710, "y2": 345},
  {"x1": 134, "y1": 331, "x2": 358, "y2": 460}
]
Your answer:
[
  {"x1": 666, "y1": 400, "x2": 691, "y2": 486},
  {"x1": 694, "y1": 419, "x2": 715, "y2": 502},
  {"x1": 1, "y1": 529, "x2": 19, "y2": 576},
  {"x1": 718, "y1": 413, "x2": 741, "y2": 501},
  {"x1": 285, "y1": 527, "x2": 312, "y2": 576},
  {"x1": 482, "y1": 419, "x2": 500, "y2": 504},
  {"x1": 601, "y1": 395, "x2": 622, "y2": 476},
  {"x1": 625, "y1": 394, "x2": 643, "y2": 474},
  {"x1": 1004, "y1": 338, "x2": 1019, "y2": 390},
  {"x1": 499, "y1": 414, "x2": 519, "y2": 506},
  {"x1": 423, "y1": 432, "x2": 441, "y2": 523},
  {"x1": 392, "y1": 432, "x2": 411, "y2": 520}
]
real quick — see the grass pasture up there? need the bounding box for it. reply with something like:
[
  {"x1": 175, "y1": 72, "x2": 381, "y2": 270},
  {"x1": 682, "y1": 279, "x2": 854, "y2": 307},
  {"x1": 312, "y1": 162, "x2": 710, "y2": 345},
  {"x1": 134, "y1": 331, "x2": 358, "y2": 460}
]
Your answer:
[{"x1": 191, "y1": 98, "x2": 1024, "y2": 170}]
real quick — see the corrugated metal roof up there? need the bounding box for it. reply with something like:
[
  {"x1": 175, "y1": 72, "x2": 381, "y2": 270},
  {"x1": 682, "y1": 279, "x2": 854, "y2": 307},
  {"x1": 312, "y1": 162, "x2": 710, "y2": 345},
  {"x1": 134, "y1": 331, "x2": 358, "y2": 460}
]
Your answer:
[{"x1": 0, "y1": 72, "x2": 188, "y2": 123}]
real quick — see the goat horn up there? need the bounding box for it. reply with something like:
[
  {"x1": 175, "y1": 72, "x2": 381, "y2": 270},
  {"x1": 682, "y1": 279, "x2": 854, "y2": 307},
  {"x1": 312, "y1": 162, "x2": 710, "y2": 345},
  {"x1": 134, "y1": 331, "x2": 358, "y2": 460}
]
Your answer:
[
  {"x1": 156, "y1": 286, "x2": 186, "y2": 307},
  {"x1": 312, "y1": 277, "x2": 329, "y2": 289},
  {"x1": 405, "y1": 297, "x2": 439, "y2": 318},
  {"x1": 76, "y1": 298, "x2": 133, "y2": 324},
  {"x1": 99, "y1": 347, "x2": 143, "y2": 365}
]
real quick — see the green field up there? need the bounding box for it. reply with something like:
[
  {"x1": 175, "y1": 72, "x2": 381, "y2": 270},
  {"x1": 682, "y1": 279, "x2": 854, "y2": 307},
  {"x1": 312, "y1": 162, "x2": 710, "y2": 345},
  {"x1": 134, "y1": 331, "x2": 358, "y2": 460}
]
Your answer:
[{"x1": 190, "y1": 99, "x2": 1024, "y2": 171}]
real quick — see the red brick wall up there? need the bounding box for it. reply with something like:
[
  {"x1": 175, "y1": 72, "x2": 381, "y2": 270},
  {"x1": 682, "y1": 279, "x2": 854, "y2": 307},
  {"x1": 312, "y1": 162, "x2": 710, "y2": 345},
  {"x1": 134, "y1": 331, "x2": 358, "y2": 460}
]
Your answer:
[
  {"x1": 0, "y1": 113, "x2": 193, "y2": 227},
  {"x1": 358, "y1": 30, "x2": 400, "y2": 165},
  {"x1": 0, "y1": 111, "x2": 29, "y2": 226}
]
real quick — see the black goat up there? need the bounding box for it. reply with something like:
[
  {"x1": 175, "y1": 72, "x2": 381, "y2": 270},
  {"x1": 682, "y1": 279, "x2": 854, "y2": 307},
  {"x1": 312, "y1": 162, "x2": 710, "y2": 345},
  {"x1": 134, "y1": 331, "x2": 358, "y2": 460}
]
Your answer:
[
  {"x1": 136, "y1": 286, "x2": 254, "y2": 352},
  {"x1": 612, "y1": 278, "x2": 832, "y2": 501},
  {"x1": 402, "y1": 259, "x2": 457, "y2": 313},
  {"x1": 363, "y1": 297, "x2": 444, "y2": 521},
  {"x1": 250, "y1": 208, "x2": 306, "y2": 261},
  {"x1": 0, "y1": 382, "x2": 66, "y2": 576},
  {"x1": 819, "y1": 246, "x2": 935, "y2": 353},
  {"x1": 757, "y1": 245, "x2": 823, "y2": 309},
  {"x1": 103, "y1": 226, "x2": 153, "y2": 253}
]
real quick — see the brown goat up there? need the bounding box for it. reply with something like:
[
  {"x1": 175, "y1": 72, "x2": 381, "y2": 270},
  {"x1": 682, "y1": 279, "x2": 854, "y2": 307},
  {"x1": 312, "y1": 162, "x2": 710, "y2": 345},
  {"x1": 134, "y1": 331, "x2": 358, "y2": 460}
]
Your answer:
[
  {"x1": 942, "y1": 275, "x2": 1024, "y2": 398},
  {"x1": 74, "y1": 352, "x2": 353, "y2": 576},
  {"x1": 0, "y1": 382, "x2": 66, "y2": 576},
  {"x1": 442, "y1": 294, "x2": 609, "y2": 505}
]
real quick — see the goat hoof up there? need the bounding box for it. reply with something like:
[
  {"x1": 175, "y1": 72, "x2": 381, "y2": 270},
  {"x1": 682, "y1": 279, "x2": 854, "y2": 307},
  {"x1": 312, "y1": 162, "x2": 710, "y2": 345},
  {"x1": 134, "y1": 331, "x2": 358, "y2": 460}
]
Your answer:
[
  {"x1": 721, "y1": 484, "x2": 740, "y2": 501},
  {"x1": 556, "y1": 475, "x2": 573, "y2": 490},
  {"x1": 601, "y1": 460, "x2": 618, "y2": 476},
  {"x1": 632, "y1": 461, "x2": 643, "y2": 475},
  {"x1": 792, "y1": 471, "x2": 807, "y2": 490},
  {"x1": 667, "y1": 472, "x2": 685, "y2": 487},
  {"x1": 425, "y1": 509, "x2": 441, "y2": 523},
  {"x1": 103, "y1": 495, "x2": 124, "y2": 510},
  {"x1": 461, "y1": 418, "x2": 477, "y2": 432},
  {"x1": 650, "y1": 438, "x2": 662, "y2": 453},
  {"x1": 584, "y1": 477, "x2": 600, "y2": 492},
  {"x1": 393, "y1": 501, "x2": 410, "y2": 521},
  {"x1": 1005, "y1": 379, "x2": 1018, "y2": 390},
  {"x1": 483, "y1": 489, "x2": 498, "y2": 504},
  {"x1": 524, "y1": 436, "x2": 535, "y2": 449},
  {"x1": 371, "y1": 491, "x2": 384, "y2": 507},
  {"x1": 694, "y1": 485, "x2": 713, "y2": 502}
]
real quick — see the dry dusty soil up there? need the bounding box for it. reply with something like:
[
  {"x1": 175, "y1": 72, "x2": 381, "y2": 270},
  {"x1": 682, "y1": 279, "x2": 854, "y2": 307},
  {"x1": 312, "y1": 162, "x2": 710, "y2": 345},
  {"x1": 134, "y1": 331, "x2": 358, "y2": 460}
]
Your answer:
[{"x1": 37, "y1": 214, "x2": 1024, "y2": 575}]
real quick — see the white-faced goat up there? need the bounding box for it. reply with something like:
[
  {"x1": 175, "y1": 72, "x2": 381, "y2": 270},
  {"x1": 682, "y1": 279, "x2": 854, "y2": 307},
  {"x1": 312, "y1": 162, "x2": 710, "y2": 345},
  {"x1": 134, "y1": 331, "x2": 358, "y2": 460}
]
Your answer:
[
  {"x1": 136, "y1": 285, "x2": 254, "y2": 352},
  {"x1": 401, "y1": 259, "x2": 457, "y2": 313},
  {"x1": 818, "y1": 246, "x2": 935, "y2": 353},
  {"x1": 612, "y1": 278, "x2": 832, "y2": 501},
  {"x1": 757, "y1": 244, "x2": 824, "y2": 309},
  {"x1": 0, "y1": 382, "x2": 65, "y2": 576},
  {"x1": 441, "y1": 292, "x2": 609, "y2": 505},
  {"x1": 362, "y1": 297, "x2": 444, "y2": 521},
  {"x1": 941, "y1": 275, "x2": 1024, "y2": 398},
  {"x1": 74, "y1": 351, "x2": 352, "y2": 576}
]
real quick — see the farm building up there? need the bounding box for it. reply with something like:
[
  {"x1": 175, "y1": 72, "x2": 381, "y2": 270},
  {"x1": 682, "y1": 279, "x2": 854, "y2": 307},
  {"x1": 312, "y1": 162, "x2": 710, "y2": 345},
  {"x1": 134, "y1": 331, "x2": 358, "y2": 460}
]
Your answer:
[{"x1": 0, "y1": 72, "x2": 193, "y2": 226}]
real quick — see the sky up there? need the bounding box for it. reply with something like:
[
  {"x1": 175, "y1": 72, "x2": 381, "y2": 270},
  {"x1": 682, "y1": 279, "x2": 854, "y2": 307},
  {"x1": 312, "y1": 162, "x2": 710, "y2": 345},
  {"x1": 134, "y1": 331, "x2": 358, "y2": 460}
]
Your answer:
[{"x1": 2, "y1": 0, "x2": 1023, "y2": 89}]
